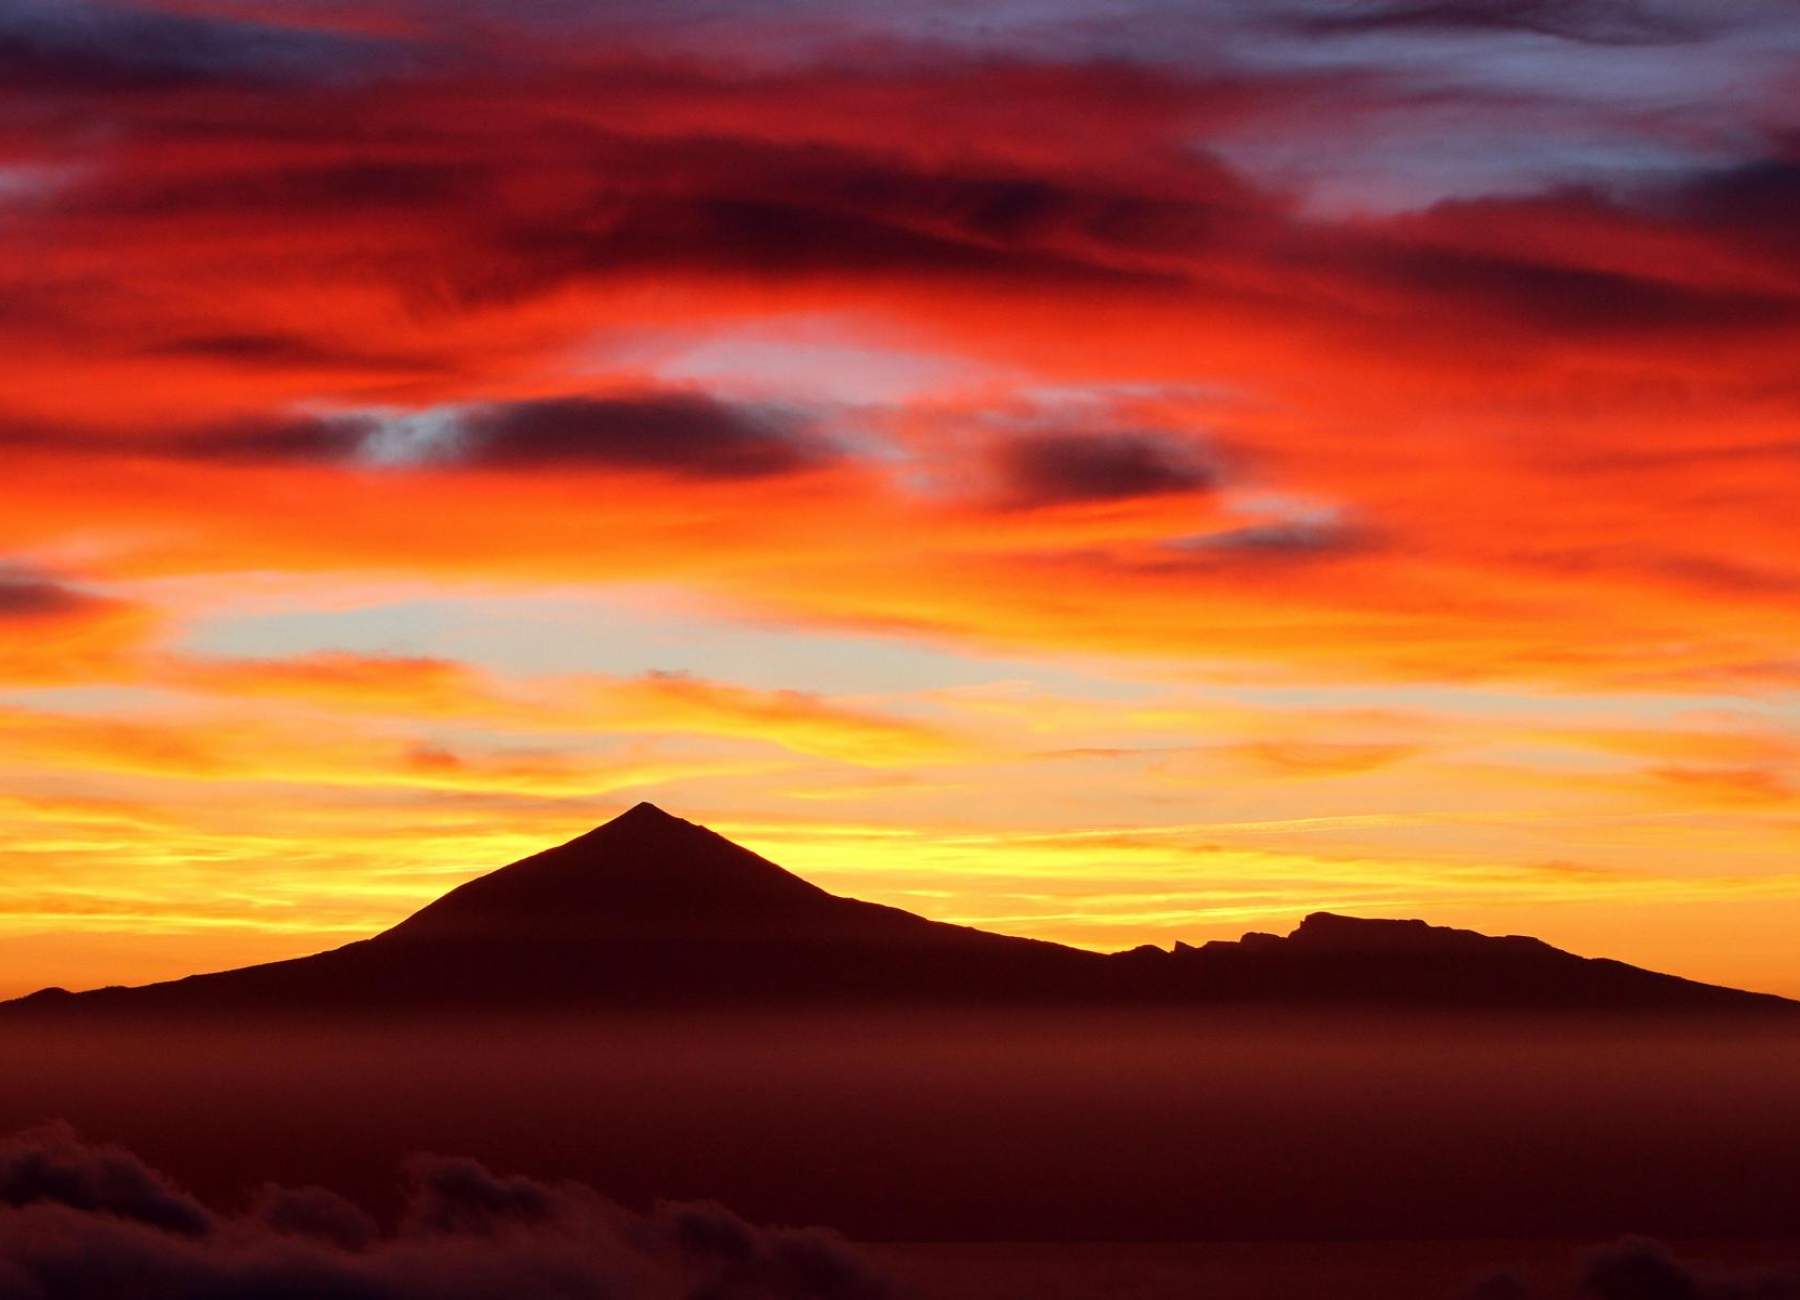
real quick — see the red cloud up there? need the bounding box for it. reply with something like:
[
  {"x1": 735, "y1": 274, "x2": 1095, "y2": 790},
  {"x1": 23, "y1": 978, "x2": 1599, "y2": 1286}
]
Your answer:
[{"x1": 0, "y1": 5, "x2": 1796, "y2": 688}]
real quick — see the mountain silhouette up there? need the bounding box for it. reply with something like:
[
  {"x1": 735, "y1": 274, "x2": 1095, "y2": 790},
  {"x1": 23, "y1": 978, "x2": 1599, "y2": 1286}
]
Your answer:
[{"x1": 8, "y1": 803, "x2": 1792, "y2": 1017}]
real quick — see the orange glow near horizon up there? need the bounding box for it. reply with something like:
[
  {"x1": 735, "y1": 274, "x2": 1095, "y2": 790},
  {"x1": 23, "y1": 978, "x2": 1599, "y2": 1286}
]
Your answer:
[{"x1": 2, "y1": 1, "x2": 1799, "y2": 999}]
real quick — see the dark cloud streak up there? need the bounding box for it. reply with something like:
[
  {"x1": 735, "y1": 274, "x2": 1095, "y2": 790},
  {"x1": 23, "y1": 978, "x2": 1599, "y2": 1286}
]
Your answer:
[
  {"x1": 0, "y1": 0, "x2": 390, "y2": 94},
  {"x1": 1284, "y1": 0, "x2": 1705, "y2": 48},
  {"x1": 997, "y1": 432, "x2": 1216, "y2": 506},
  {"x1": 44, "y1": 392, "x2": 835, "y2": 481},
  {"x1": 0, "y1": 573, "x2": 104, "y2": 621},
  {"x1": 459, "y1": 394, "x2": 829, "y2": 478}
]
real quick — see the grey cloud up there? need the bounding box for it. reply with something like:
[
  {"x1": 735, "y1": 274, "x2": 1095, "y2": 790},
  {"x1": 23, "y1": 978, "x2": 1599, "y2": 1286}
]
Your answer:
[
  {"x1": 166, "y1": 393, "x2": 832, "y2": 481},
  {"x1": 1167, "y1": 517, "x2": 1367, "y2": 558},
  {"x1": 0, "y1": 0, "x2": 391, "y2": 92},
  {"x1": 1282, "y1": 1, "x2": 1705, "y2": 48}
]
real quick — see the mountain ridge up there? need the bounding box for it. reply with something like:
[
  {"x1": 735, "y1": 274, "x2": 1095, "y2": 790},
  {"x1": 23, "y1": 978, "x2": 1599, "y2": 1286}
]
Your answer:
[{"x1": 7, "y1": 803, "x2": 1793, "y2": 1018}]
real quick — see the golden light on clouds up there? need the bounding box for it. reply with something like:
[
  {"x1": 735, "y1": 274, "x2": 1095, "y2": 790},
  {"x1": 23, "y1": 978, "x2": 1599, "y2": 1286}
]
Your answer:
[{"x1": 2, "y1": 0, "x2": 1799, "y2": 999}]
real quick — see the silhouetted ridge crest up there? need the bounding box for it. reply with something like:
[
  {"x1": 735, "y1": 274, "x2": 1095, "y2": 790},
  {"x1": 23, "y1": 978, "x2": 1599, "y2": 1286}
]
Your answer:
[
  {"x1": 1283, "y1": 912, "x2": 1552, "y2": 955},
  {"x1": 3, "y1": 807, "x2": 1793, "y2": 1017}
]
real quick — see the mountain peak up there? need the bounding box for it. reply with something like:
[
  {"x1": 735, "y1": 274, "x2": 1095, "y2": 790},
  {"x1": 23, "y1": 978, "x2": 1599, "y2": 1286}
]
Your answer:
[
  {"x1": 610, "y1": 800, "x2": 681, "y2": 826},
  {"x1": 375, "y1": 803, "x2": 846, "y2": 946},
  {"x1": 557, "y1": 800, "x2": 709, "y2": 853},
  {"x1": 5, "y1": 814, "x2": 1793, "y2": 1019},
  {"x1": 564, "y1": 800, "x2": 700, "y2": 844}
]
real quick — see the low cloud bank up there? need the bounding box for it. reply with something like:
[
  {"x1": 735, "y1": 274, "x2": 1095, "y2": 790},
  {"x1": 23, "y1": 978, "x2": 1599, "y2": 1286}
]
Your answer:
[
  {"x1": 1578, "y1": 1237, "x2": 1800, "y2": 1300},
  {"x1": 5, "y1": 1124, "x2": 1799, "y2": 1299},
  {"x1": 0, "y1": 1124, "x2": 895, "y2": 1300},
  {"x1": 1466, "y1": 1237, "x2": 1800, "y2": 1300}
]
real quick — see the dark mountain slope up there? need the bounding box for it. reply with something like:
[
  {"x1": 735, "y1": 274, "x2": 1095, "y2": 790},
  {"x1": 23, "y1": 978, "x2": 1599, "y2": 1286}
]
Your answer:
[
  {"x1": 7, "y1": 803, "x2": 1792, "y2": 1017},
  {"x1": 1109, "y1": 910, "x2": 1793, "y2": 1012},
  {"x1": 9, "y1": 804, "x2": 1100, "y2": 1014}
]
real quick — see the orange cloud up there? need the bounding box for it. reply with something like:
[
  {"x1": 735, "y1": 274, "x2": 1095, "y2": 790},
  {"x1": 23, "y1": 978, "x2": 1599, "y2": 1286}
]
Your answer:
[
  {"x1": 159, "y1": 652, "x2": 972, "y2": 766},
  {"x1": 6, "y1": 2, "x2": 1800, "y2": 999},
  {"x1": 0, "y1": 574, "x2": 158, "y2": 684},
  {"x1": 0, "y1": 704, "x2": 772, "y2": 798},
  {"x1": 1646, "y1": 766, "x2": 1796, "y2": 807},
  {"x1": 1224, "y1": 740, "x2": 1422, "y2": 778}
]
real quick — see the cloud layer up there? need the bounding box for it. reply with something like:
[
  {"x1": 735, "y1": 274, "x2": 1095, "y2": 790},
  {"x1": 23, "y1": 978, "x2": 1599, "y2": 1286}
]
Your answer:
[
  {"x1": 4, "y1": 0, "x2": 1798, "y2": 688},
  {"x1": 0, "y1": 1125, "x2": 893, "y2": 1300},
  {"x1": 7, "y1": 1126, "x2": 1800, "y2": 1299}
]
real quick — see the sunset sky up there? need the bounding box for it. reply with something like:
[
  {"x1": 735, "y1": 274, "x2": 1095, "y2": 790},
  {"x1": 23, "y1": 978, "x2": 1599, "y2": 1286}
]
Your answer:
[{"x1": 3, "y1": 0, "x2": 1799, "y2": 999}]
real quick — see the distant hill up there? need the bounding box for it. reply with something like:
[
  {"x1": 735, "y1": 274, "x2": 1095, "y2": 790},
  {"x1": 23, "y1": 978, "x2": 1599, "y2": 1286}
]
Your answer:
[{"x1": 8, "y1": 803, "x2": 1792, "y2": 1017}]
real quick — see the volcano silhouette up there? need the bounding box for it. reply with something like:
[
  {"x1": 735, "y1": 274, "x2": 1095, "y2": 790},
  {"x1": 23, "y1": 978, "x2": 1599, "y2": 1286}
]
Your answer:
[{"x1": 9, "y1": 803, "x2": 1793, "y2": 1016}]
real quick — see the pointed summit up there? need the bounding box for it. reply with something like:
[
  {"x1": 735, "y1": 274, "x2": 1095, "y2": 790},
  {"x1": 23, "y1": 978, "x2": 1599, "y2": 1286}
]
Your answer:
[
  {"x1": 380, "y1": 803, "x2": 840, "y2": 946},
  {"x1": 609, "y1": 800, "x2": 681, "y2": 827}
]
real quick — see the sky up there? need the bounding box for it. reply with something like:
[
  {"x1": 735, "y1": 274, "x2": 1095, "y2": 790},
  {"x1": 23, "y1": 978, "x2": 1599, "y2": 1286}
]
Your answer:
[{"x1": 2, "y1": 0, "x2": 1799, "y2": 998}]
